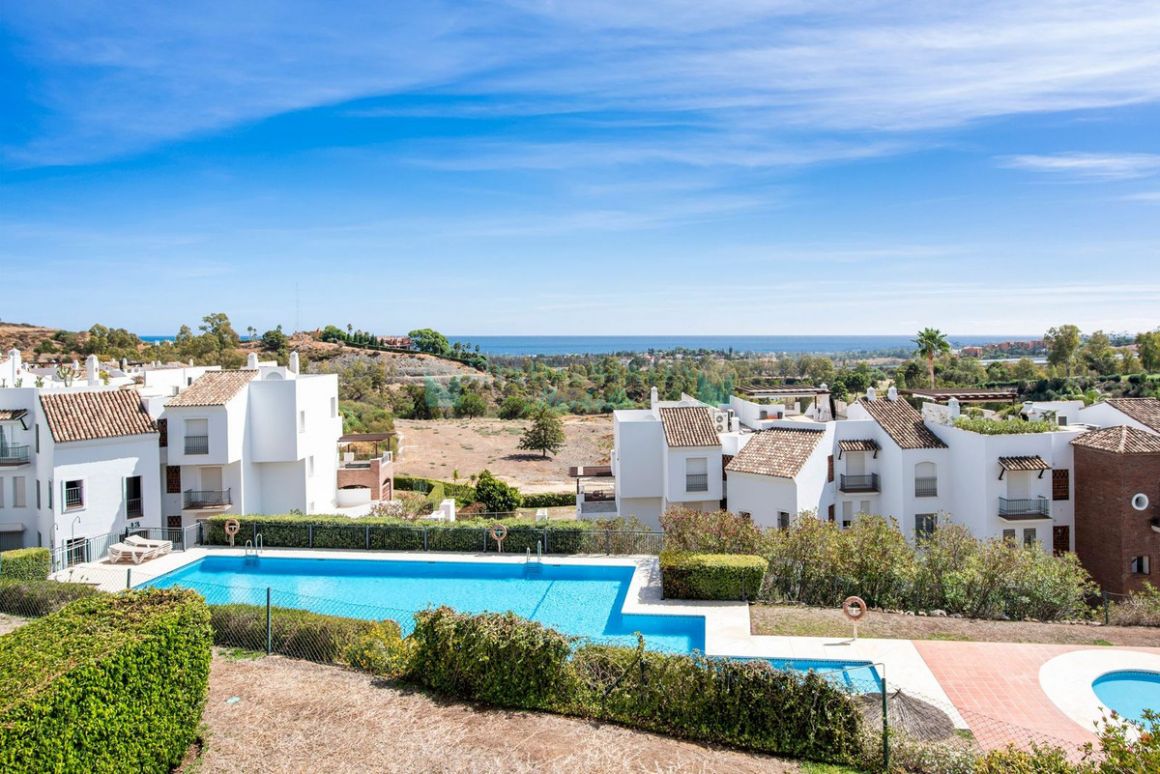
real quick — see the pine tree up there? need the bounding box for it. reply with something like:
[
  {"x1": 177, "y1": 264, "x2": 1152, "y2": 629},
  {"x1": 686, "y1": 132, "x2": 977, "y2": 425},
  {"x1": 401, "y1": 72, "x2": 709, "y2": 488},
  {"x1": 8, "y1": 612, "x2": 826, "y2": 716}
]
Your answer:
[{"x1": 519, "y1": 404, "x2": 566, "y2": 458}]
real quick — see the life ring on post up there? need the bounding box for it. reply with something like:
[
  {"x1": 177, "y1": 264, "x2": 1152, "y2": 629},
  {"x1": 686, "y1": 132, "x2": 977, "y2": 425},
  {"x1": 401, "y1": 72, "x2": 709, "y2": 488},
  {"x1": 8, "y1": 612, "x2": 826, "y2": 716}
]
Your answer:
[
  {"x1": 841, "y1": 595, "x2": 868, "y2": 622},
  {"x1": 488, "y1": 523, "x2": 508, "y2": 552},
  {"x1": 224, "y1": 518, "x2": 241, "y2": 547}
]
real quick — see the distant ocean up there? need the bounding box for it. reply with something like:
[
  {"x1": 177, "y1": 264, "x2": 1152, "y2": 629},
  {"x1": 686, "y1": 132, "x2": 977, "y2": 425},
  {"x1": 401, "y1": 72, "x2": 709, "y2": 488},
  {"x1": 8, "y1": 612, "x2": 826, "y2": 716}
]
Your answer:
[{"x1": 139, "y1": 333, "x2": 1028, "y2": 357}]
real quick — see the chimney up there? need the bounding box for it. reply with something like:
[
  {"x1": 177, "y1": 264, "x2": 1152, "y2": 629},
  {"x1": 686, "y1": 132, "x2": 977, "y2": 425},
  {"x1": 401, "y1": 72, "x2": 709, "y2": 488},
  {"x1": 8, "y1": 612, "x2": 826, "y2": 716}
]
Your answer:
[
  {"x1": 288, "y1": 351, "x2": 300, "y2": 374},
  {"x1": 246, "y1": 352, "x2": 259, "y2": 369},
  {"x1": 866, "y1": 386, "x2": 876, "y2": 401},
  {"x1": 947, "y1": 397, "x2": 961, "y2": 419},
  {"x1": 7, "y1": 349, "x2": 20, "y2": 385},
  {"x1": 86, "y1": 354, "x2": 99, "y2": 386},
  {"x1": 887, "y1": 386, "x2": 898, "y2": 402},
  {"x1": 650, "y1": 386, "x2": 659, "y2": 408}
]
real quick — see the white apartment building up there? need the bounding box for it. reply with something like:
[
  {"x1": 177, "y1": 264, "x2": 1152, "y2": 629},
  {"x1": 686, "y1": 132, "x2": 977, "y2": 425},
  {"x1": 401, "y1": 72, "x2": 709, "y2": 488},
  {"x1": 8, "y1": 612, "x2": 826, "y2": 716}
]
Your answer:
[{"x1": 0, "y1": 347, "x2": 341, "y2": 557}]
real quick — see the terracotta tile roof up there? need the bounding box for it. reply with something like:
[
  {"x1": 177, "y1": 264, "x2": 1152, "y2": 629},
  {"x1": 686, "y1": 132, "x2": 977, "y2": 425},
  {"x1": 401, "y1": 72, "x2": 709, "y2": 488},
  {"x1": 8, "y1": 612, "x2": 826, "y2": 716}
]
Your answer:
[
  {"x1": 165, "y1": 369, "x2": 257, "y2": 407},
  {"x1": 726, "y1": 428, "x2": 824, "y2": 478},
  {"x1": 838, "y1": 439, "x2": 879, "y2": 453},
  {"x1": 1071, "y1": 425, "x2": 1160, "y2": 454},
  {"x1": 0, "y1": 409, "x2": 28, "y2": 422},
  {"x1": 39, "y1": 390, "x2": 157, "y2": 443},
  {"x1": 858, "y1": 397, "x2": 948, "y2": 450},
  {"x1": 1104, "y1": 398, "x2": 1160, "y2": 433},
  {"x1": 658, "y1": 406, "x2": 720, "y2": 447},
  {"x1": 998, "y1": 455, "x2": 1050, "y2": 471}
]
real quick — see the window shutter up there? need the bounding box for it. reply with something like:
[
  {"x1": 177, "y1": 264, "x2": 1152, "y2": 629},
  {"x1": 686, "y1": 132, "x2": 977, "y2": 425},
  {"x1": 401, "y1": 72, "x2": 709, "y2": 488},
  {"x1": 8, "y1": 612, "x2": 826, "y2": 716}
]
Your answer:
[
  {"x1": 827, "y1": 455, "x2": 834, "y2": 482},
  {"x1": 1052, "y1": 469, "x2": 1069, "y2": 501}
]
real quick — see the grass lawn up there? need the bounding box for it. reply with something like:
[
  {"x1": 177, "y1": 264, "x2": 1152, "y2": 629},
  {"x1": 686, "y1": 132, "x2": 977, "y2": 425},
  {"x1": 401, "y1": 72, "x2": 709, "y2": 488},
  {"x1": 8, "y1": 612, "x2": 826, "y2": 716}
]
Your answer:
[{"x1": 750, "y1": 604, "x2": 1159, "y2": 647}]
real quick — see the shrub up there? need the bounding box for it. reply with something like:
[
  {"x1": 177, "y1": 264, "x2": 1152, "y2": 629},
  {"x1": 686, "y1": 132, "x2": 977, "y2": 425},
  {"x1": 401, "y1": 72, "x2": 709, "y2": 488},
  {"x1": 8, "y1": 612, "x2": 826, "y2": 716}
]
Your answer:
[
  {"x1": 0, "y1": 547, "x2": 51, "y2": 581},
  {"x1": 0, "y1": 578, "x2": 103, "y2": 617},
  {"x1": 952, "y1": 416, "x2": 1055, "y2": 435},
  {"x1": 344, "y1": 621, "x2": 413, "y2": 678},
  {"x1": 475, "y1": 469, "x2": 522, "y2": 513},
  {"x1": 660, "y1": 552, "x2": 767, "y2": 600},
  {"x1": 521, "y1": 492, "x2": 576, "y2": 508},
  {"x1": 1108, "y1": 582, "x2": 1160, "y2": 627},
  {"x1": 0, "y1": 589, "x2": 211, "y2": 773},
  {"x1": 660, "y1": 507, "x2": 765, "y2": 554},
  {"x1": 408, "y1": 606, "x2": 576, "y2": 708},
  {"x1": 210, "y1": 603, "x2": 393, "y2": 664}
]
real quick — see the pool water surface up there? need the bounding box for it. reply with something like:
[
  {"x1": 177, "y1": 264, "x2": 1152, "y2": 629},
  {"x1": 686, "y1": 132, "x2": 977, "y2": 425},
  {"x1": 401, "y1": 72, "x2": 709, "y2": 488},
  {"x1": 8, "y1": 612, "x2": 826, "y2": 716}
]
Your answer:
[{"x1": 1092, "y1": 670, "x2": 1160, "y2": 725}]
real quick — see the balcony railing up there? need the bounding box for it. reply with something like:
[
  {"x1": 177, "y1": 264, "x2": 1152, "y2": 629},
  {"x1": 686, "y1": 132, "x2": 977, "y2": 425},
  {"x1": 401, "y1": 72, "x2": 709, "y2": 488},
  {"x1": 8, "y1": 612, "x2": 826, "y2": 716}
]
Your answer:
[
  {"x1": 914, "y1": 477, "x2": 938, "y2": 497},
  {"x1": 184, "y1": 435, "x2": 210, "y2": 455},
  {"x1": 0, "y1": 444, "x2": 30, "y2": 465},
  {"x1": 126, "y1": 497, "x2": 143, "y2": 518},
  {"x1": 839, "y1": 473, "x2": 879, "y2": 493},
  {"x1": 685, "y1": 473, "x2": 709, "y2": 493},
  {"x1": 183, "y1": 488, "x2": 231, "y2": 509},
  {"x1": 998, "y1": 496, "x2": 1050, "y2": 519}
]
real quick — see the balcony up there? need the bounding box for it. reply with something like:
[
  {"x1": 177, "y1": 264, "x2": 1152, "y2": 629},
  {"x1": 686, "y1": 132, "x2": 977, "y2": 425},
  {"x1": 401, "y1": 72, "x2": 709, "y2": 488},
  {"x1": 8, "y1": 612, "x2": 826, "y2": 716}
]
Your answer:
[
  {"x1": 183, "y1": 488, "x2": 231, "y2": 509},
  {"x1": 839, "y1": 473, "x2": 879, "y2": 493},
  {"x1": 914, "y1": 477, "x2": 938, "y2": 497},
  {"x1": 998, "y1": 496, "x2": 1050, "y2": 520},
  {"x1": 685, "y1": 473, "x2": 709, "y2": 493},
  {"x1": 0, "y1": 444, "x2": 30, "y2": 466},
  {"x1": 126, "y1": 497, "x2": 143, "y2": 519},
  {"x1": 184, "y1": 435, "x2": 209, "y2": 455}
]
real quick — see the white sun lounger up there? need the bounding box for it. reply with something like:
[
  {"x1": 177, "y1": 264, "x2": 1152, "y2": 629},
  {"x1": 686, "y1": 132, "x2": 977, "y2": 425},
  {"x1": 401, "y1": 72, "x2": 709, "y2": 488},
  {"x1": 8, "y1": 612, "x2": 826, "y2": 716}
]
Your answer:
[
  {"x1": 108, "y1": 542, "x2": 158, "y2": 565},
  {"x1": 124, "y1": 534, "x2": 173, "y2": 554}
]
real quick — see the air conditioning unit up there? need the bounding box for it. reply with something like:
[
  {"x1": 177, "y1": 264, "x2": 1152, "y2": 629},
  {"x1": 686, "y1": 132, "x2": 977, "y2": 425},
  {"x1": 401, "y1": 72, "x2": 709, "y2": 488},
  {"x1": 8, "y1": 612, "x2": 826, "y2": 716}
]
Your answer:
[{"x1": 713, "y1": 410, "x2": 734, "y2": 434}]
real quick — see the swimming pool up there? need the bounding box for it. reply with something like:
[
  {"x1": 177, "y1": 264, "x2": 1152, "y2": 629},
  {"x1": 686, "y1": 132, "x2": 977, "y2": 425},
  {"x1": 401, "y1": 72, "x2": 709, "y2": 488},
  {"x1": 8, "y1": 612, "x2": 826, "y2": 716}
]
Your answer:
[{"x1": 1092, "y1": 670, "x2": 1160, "y2": 725}]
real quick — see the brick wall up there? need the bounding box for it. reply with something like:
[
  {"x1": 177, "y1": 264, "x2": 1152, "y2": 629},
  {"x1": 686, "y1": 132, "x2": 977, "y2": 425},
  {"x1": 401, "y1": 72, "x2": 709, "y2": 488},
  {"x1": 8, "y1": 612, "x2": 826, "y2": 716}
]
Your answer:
[{"x1": 1073, "y1": 445, "x2": 1160, "y2": 595}]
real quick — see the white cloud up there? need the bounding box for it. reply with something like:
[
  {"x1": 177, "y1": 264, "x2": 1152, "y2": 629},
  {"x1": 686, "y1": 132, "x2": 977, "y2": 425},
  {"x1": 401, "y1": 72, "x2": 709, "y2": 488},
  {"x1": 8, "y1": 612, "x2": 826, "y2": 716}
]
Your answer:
[{"x1": 998, "y1": 153, "x2": 1160, "y2": 181}]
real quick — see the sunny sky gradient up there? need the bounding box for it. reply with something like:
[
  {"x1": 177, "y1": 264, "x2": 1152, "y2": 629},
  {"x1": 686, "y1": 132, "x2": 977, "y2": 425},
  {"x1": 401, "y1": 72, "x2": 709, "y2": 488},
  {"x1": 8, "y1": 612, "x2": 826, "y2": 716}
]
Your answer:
[{"x1": 2, "y1": 1, "x2": 1159, "y2": 336}]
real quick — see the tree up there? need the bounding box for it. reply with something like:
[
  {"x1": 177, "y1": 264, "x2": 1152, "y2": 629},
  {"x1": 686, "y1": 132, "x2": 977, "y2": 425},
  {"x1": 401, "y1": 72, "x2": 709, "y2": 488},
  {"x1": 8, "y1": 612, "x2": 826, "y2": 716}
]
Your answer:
[
  {"x1": 1137, "y1": 330, "x2": 1160, "y2": 373},
  {"x1": 498, "y1": 395, "x2": 528, "y2": 420},
  {"x1": 199, "y1": 312, "x2": 240, "y2": 351},
  {"x1": 1045, "y1": 324, "x2": 1081, "y2": 377},
  {"x1": 519, "y1": 404, "x2": 566, "y2": 458},
  {"x1": 1012, "y1": 357, "x2": 1040, "y2": 381},
  {"x1": 1081, "y1": 330, "x2": 1118, "y2": 376},
  {"x1": 260, "y1": 325, "x2": 288, "y2": 352},
  {"x1": 913, "y1": 328, "x2": 951, "y2": 389},
  {"x1": 475, "y1": 469, "x2": 521, "y2": 514},
  {"x1": 408, "y1": 328, "x2": 450, "y2": 356},
  {"x1": 454, "y1": 391, "x2": 487, "y2": 418}
]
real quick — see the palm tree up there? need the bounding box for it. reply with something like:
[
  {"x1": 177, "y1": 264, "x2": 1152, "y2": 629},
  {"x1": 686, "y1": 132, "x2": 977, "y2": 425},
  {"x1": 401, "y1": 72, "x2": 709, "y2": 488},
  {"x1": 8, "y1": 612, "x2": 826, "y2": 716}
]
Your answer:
[{"x1": 913, "y1": 328, "x2": 950, "y2": 389}]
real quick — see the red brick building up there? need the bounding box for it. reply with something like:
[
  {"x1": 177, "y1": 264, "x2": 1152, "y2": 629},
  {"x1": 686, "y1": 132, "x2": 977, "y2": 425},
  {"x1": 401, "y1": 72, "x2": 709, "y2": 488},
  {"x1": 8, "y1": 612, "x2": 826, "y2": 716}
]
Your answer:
[{"x1": 1071, "y1": 425, "x2": 1160, "y2": 595}]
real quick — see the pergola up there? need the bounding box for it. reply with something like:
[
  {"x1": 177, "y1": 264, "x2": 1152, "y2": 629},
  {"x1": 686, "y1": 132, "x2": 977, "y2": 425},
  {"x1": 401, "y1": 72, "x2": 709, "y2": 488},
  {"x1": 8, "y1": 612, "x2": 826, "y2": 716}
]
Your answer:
[{"x1": 901, "y1": 388, "x2": 1019, "y2": 404}]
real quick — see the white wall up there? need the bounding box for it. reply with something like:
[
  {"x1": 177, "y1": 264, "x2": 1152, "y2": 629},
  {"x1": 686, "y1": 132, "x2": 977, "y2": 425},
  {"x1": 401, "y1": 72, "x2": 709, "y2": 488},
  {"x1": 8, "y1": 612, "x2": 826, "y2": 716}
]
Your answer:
[
  {"x1": 727, "y1": 471, "x2": 797, "y2": 527},
  {"x1": 613, "y1": 411, "x2": 663, "y2": 499},
  {"x1": 663, "y1": 445, "x2": 723, "y2": 504},
  {"x1": 1078, "y1": 402, "x2": 1156, "y2": 433},
  {"x1": 614, "y1": 496, "x2": 664, "y2": 529}
]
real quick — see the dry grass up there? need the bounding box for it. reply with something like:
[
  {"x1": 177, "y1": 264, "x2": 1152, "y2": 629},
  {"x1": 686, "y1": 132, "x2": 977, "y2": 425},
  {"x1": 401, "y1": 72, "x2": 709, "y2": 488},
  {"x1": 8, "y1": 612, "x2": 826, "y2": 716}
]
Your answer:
[
  {"x1": 199, "y1": 653, "x2": 802, "y2": 773},
  {"x1": 751, "y1": 604, "x2": 1160, "y2": 646},
  {"x1": 396, "y1": 416, "x2": 612, "y2": 493}
]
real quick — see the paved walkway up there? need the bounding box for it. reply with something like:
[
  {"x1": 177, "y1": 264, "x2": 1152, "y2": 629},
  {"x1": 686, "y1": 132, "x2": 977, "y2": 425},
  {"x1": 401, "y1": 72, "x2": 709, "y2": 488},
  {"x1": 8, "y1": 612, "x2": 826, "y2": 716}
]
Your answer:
[{"x1": 914, "y1": 641, "x2": 1160, "y2": 751}]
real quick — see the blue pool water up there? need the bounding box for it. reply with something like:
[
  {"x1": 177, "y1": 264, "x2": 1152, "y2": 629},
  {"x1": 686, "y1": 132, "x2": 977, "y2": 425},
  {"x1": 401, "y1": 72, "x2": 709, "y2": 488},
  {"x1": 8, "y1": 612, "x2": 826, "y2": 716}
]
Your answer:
[{"x1": 1092, "y1": 670, "x2": 1160, "y2": 725}]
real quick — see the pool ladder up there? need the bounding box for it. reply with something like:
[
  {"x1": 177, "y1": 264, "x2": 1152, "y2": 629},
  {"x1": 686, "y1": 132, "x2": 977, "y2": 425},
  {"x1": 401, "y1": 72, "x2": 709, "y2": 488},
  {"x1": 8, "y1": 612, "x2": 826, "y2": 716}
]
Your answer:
[
  {"x1": 244, "y1": 533, "x2": 263, "y2": 563},
  {"x1": 524, "y1": 541, "x2": 544, "y2": 574}
]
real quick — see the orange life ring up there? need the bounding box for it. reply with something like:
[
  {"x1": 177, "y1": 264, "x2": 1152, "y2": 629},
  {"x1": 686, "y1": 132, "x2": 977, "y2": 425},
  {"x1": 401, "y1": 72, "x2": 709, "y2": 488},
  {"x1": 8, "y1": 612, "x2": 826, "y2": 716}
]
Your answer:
[
  {"x1": 224, "y1": 519, "x2": 241, "y2": 546},
  {"x1": 488, "y1": 523, "x2": 508, "y2": 542},
  {"x1": 841, "y1": 596, "x2": 868, "y2": 622}
]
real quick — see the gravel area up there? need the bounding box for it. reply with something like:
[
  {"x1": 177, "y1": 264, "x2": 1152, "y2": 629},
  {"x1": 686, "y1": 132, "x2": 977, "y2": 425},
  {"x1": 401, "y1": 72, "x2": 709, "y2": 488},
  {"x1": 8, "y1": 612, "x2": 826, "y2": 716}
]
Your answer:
[
  {"x1": 750, "y1": 604, "x2": 1160, "y2": 647},
  {"x1": 199, "y1": 653, "x2": 803, "y2": 773}
]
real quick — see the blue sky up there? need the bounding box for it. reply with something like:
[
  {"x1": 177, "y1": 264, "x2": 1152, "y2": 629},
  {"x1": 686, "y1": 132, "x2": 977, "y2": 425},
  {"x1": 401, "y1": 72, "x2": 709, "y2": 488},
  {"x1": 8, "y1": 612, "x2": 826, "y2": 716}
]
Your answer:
[{"x1": 2, "y1": 1, "x2": 1159, "y2": 337}]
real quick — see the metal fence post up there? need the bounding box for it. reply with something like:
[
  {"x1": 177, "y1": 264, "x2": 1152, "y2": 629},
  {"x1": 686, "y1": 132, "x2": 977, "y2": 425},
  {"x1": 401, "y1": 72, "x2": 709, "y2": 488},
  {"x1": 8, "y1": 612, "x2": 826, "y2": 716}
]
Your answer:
[
  {"x1": 423, "y1": 527, "x2": 428, "y2": 552},
  {"x1": 308, "y1": 524, "x2": 314, "y2": 548},
  {"x1": 126, "y1": 568, "x2": 132, "y2": 590},
  {"x1": 365, "y1": 524, "x2": 370, "y2": 550},
  {"x1": 881, "y1": 663, "x2": 889, "y2": 771},
  {"x1": 266, "y1": 587, "x2": 273, "y2": 655},
  {"x1": 1103, "y1": 591, "x2": 1109, "y2": 626}
]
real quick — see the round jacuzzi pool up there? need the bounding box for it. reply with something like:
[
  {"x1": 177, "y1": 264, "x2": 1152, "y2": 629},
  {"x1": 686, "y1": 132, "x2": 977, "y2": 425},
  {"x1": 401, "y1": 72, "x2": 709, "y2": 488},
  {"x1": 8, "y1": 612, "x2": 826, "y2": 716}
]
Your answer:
[{"x1": 1091, "y1": 670, "x2": 1160, "y2": 725}]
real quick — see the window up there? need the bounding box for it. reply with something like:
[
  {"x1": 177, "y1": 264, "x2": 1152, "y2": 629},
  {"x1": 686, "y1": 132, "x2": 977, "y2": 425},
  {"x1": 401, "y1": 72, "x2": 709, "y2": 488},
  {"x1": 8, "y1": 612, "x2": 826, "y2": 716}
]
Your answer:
[
  {"x1": 12, "y1": 477, "x2": 25, "y2": 508},
  {"x1": 915, "y1": 513, "x2": 937, "y2": 540},
  {"x1": 184, "y1": 418, "x2": 209, "y2": 455},
  {"x1": 859, "y1": 499, "x2": 871, "y2": 516},
  {"x1": 842, "y1": 501, "x2": 854, "y2": 520},
  {"x1": 915, "y1": 462, "x2": 937, "y2": 497},
  {"x1": 777, "y1": 511, "x2": 790, "y2": 530},
  {"x1": 36, "y1": 479, "x2": 40, "y2": 509},
  {"x1": 35, "y1": 423, "x2": 39, "y2": 453},
  {"x1": 166, "y1": 466, "x2": 181, "y2": 494},
  {"x1": 1052, "y1": 469, "x2": 1069, "y2": 501},
  {"x1": 125, "y1": 476, "x2": 143, "y2": 518},
  {"x1": 298, "y1": 410, "x2": 306, "y2": 434},
  {"x1": 1130, "y1": 556, "x2": 1151, "y2": 575},
  {"x1": 64, "y1": 480, "x2": 84, "y2": 511},
  {"x1": 827, "y1": 455, "x2": 834, "y2": 482},
  {"x1": 157, "y1": 418, "x2": 168, "y2": 448},
  {"x1": 48, "y1": 480, "x2": 52, "y2": 510},
  {"x1": 330, "y1": 397, "x2": 338, "y2": 418},
  {"x1": 1132, "y1": 493, "x2": 1150, "y2": 511},
  {"x1": 827, "y1": 504, "x2": 835, "y2": 522},
  {"x1": 685, "y1": 457, "x2": 708, "y2": 492},
  {"x1": 1022, "y1": 527, "x2": 1037, "y2": 547},
  {"x1": 1002, "y1": 528, "x2": 1016, "y2": 542}
]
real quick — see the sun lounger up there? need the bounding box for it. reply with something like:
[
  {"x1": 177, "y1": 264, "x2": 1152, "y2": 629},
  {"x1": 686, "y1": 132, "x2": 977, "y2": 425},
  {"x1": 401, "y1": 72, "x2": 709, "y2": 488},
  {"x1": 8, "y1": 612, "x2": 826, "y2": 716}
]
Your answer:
[
  {"x1": 124, "y1": 534, "x2": 173, "y2": 555},
  {"x1": 108, "y1": 541, "x2": 157, "y2": 564}
]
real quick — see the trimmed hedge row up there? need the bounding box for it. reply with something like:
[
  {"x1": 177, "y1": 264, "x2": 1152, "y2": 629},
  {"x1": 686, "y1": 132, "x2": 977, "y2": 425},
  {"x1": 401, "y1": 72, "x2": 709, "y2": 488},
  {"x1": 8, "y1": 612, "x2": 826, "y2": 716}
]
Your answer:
[
  {"x1": 406, "y1": 607, "x2": 862, "y2": 765},
  {"x1": 0, "y1": 578, "x2": 103, "y2": 617},
  {"x1": 210, "y1": 603, "x2": 402, "y2": 665},
  {"x1": 660, "y1": 552, "x2": 768, "y2": 600},
  {"x1": 204, "y1": 514, "x2": 593, "y2": 554},
  {"x1": 521, "y1": 492, "x2": 577, "y2": 508},
  {"x1": 0, "y1": 547, "x2": 51, "y2": 581},
  {"x1": 0, "y1": 589, "x2": 211, "y2": 773},
  {"x1": 394, "y1": 475, "x2": 477, "y2": 505}
]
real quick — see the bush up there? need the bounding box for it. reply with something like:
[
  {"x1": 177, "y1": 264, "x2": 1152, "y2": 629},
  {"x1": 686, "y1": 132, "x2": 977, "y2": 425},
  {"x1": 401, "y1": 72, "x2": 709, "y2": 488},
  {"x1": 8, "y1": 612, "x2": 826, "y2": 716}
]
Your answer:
[
  {"x1": 210, "y1": 603, "x2": 396, "y2": 664},
  {"x1": 952, "y1": 416, "x2": 1055, "y2": 435},
  {"x1": 475, "y1": 469, "x2": 522, "y2": 513},
  {"x1": 0, "y1": 547, "x2": 51, "y2": 581},
  {"x1": 0, "y1": 589, "x2": 211, "y2": 773},
  {"x1": 660, "y1": 507, "x2": 765, "y2": 553},
  {"x1": 0, "y1": 578, "x2": 103, "y2": 617},
  {"x1": 344, "y1": 621, "x2": 412, "y2": 678},
  {"x1": 521, "y1": 492, "x2": 576, "y2": 508},
  {"x1": 660, "y1": 552, "x2": 767, "y2": 600},
  {"x1": 1108, "y1": 582, "x2": 1160, "y2": 626},
  {"x1": 394, "y1": 475, "x2": 476, "y2": 506}
]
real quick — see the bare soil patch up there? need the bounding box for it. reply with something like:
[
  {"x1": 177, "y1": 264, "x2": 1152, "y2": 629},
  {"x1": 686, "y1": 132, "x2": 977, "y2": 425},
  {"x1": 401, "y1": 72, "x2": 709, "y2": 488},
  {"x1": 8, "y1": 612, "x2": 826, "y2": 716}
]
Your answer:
[
  {"x1": 750, "y1": 604, "x2": 1160, "y2": 647},
  {"x1": 199, "y1": 653, "x2": 801, "y2": 773},
  {"x1": 0, "y1": 613, "x2": 29, "y2": 636},
  {"x1": 396, "y1": 416, "x2": 612, "y2": 493}
]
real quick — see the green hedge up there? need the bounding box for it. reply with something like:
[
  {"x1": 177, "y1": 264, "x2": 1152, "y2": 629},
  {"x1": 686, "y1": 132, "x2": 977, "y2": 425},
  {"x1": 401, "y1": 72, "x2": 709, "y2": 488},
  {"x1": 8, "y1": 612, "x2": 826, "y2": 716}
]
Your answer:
[
  {"x1": 521, "y1": 492, "x2": 576, "y2": 508},
  {"x1": 0, "y1": 589, "x2": 211, "y2": 773},
  {"x1": 210, "y1": 603, "x2": 400, "y2": 665},
  {"x1": 0, "y1": 548, "x2": 51, "y2": 581},
  {"x1": 0, "y1": 579, "x2": 103, "y2": 617},
  {"x1": 204, "y1": 514, "x2": 593, "y2": 554},
  {"x1": 660, "y1": 552, "x2": 768, "y2": 600},
  {"x1": 405, "y1": 607, "x2": 861, "y2": 765},
  {"x1": 394, "y1": 475, "x2": 477, "y2": 505}
]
